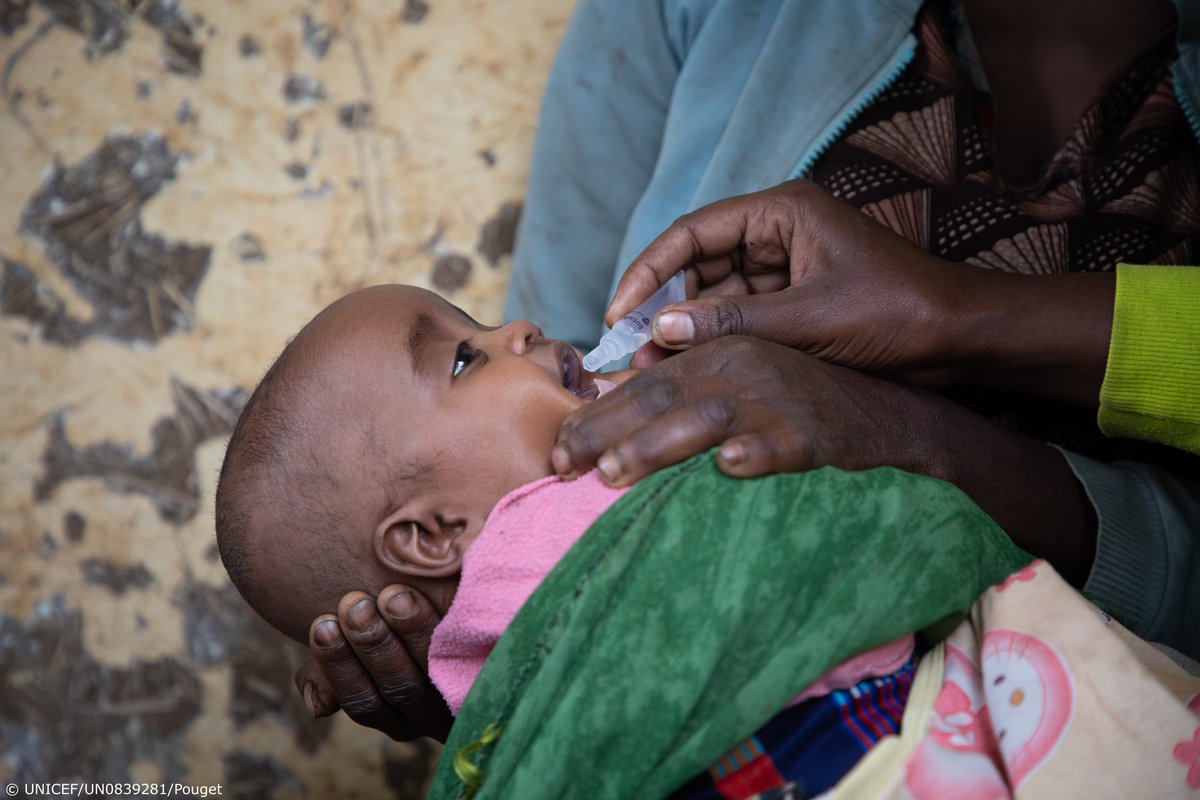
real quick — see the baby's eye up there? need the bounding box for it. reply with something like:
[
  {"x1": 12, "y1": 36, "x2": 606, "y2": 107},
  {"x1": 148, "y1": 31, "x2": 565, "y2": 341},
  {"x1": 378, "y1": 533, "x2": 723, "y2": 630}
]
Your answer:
[{"x1": 452, "y1": 341, "x2": 479, "y2": 378}]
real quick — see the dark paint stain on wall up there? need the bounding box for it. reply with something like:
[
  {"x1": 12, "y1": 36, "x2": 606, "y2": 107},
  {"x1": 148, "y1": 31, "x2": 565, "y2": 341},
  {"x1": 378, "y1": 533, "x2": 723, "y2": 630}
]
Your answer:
[
  {"x1": 36, "y1": 0, "x2": 129, "y2": 56},
  {"x1": 0, "y1": 595, "x2": 202, "y2": 784},
  {"x1": 224, "y1": 751, "x2": 304, "y2": 799},
  {"x1": 177, "y1": 580, "x2": 256, "y2": 666},
  {"x1": 174, "y1": 98, "x2": 195, "y2": 124},
  {"x1": 238, "y1": 33, "x2": 260, "y2": 58},
  {"x1": 228, "y1": 232, "x2": 266, "y2": 263},
  {"x1": 283, "y1": 116, "x2": 301, "y2": 142},
  {"x1": 431, "y1": 253, "x2": 471, "y2": 292},
  {"x1": 18, "y1": 133, "x2": 212, "y2": 344},
  {"x1": 1, "y1": 258, "x2": 88, "y2": 345},
  {"x1": 337, "y1": 100, "x2": 374, "y2": 130},
  {"x1": 402, "y1": 0, "x2": 430, "y2": 24},
  {"x1": 476, "y1": 200, "x2": 522, "y2": 266},
  {"x1": 31, "y1": 0, "x2": 204, "y2": 75},
  {"x1": 81, "y1": 558, "x2": 155, "y2": 595},
  {"x1": 385, "y1": 738, "x2": 441, "y2": 798},
  {"x1": 35, "y1": 379, "x2": 249, "y2": 524},
  {"x1": 176, "y1": 581, "x2": 331, "y2": 752},
  {"x1": 0, "y1": 0, "x2": 31, "y2": 36},
  {"x1": 142, "y1": 0, "x2": 205, "y2": 77},
  {"x1": 301, "y1": 12, "x2": 335, "y2": 59},
  {"x1": 283, "y1": 74, "x2": 327, "y2": 104},
  {"x1": 64, "y1": 510, "x2": 86, "y2": 542}
]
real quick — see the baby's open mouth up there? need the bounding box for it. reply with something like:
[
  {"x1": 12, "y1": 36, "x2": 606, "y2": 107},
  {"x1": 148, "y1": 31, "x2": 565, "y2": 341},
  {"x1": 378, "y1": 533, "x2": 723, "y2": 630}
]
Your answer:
[{"x1": 557, "y1": 342, "x2": 598, "y2": 400}]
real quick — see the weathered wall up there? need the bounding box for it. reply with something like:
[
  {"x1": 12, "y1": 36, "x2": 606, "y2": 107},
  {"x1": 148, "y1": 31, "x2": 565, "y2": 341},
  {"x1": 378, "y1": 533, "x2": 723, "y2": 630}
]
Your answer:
[{"x1": 0, "y1": 1, "x2": 570, "y2": 796}]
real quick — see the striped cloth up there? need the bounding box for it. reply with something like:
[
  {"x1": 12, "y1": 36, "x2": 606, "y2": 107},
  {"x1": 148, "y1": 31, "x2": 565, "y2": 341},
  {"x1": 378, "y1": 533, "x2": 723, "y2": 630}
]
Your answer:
[{"x1": 672, "y1": 662, "x2": 918, "y2": 800}]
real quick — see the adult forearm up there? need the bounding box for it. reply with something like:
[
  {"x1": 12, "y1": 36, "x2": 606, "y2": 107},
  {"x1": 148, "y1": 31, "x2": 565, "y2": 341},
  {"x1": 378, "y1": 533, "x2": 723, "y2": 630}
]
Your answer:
[
  {"x1": 613, "y1": 181, "x2": 1117, "y2": 406},
  {"x1": 900, "y1": 385, "x2": 1097, "y2": 585},
  {"x1": 940, "y1": 268, "x2": 1115, "y2": 408}
]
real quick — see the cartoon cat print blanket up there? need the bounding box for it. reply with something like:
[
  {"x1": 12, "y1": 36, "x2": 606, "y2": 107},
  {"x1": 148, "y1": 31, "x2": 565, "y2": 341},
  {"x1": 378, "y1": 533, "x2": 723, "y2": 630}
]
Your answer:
[{"x1": 823, "y1": 560, "x2": 1200, "y2": 799}]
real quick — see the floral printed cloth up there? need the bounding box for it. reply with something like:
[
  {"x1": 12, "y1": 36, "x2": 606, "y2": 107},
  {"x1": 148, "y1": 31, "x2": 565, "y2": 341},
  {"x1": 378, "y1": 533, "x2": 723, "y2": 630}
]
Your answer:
[{"x1": 821, "y1": 560, "x2": 1200, "y2": 799}]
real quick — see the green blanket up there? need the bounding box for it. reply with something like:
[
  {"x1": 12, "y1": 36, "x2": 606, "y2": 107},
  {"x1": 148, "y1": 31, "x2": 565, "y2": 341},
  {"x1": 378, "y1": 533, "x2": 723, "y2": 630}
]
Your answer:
[{"x1": 430, "y1": 454, "x2": 1031, "y2": 799}]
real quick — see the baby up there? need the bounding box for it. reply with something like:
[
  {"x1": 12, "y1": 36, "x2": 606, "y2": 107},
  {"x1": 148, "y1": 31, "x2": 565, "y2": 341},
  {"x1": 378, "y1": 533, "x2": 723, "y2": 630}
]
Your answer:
[
  {"x1": 215, "y1": 283, "x2": 621, "y2": 649},
  {"x1": 216, "y1": 283, "x2": 915, "y2": 796}
]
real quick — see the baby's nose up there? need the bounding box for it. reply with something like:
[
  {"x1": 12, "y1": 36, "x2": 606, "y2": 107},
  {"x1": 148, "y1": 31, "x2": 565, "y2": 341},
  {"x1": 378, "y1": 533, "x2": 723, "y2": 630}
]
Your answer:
[{"x1": 492, "y1": 319, "x2": 543, "y2": 355}]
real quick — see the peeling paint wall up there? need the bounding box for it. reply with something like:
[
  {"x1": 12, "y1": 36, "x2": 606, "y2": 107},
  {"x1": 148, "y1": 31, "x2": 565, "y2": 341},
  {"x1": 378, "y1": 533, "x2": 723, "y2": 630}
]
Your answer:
[{"x1": 0, "y1": 1, "x2": 570, "y2": 796}]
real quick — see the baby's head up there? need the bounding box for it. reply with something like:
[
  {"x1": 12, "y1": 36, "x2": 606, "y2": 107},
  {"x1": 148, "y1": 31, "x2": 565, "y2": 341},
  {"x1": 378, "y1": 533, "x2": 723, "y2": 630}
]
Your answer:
[{"x1": 216, "y1": 285, "x2": 604, "y2": 643}]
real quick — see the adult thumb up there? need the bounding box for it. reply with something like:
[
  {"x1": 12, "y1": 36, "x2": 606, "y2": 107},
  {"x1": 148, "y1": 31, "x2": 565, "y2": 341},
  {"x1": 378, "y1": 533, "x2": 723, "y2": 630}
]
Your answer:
[{"x1": 651, "y1": 290, "x2": 811, "y2": 350}]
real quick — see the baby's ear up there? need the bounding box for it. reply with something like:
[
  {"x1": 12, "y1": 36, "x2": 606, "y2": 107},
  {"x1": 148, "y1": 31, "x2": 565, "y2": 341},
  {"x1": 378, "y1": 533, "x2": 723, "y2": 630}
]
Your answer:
[{"x1": 374, "y1": 509, "x2": 465, "y2": 578}]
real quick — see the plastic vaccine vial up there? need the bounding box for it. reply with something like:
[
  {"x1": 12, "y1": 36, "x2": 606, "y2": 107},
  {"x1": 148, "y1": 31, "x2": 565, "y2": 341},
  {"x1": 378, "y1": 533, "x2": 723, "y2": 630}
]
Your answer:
[{"x1": 583, "y1": 270, "x2": 687, "y2": 371}]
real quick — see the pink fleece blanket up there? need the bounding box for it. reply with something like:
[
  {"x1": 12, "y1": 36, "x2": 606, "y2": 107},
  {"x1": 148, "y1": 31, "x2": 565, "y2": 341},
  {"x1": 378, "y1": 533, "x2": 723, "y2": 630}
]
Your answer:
[{"x1": 428, "y1": 470, "x2": 913, "y2": 715}]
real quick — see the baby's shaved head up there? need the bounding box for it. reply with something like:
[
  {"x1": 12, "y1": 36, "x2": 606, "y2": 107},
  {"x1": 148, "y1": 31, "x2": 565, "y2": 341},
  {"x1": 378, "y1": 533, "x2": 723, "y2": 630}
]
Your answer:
[
  {"x1": 216, "y1": 284, "x2": 588, "y2": 645},
  {"x1": 216, "y1": 319, "x2": 405, "y2": 644}
]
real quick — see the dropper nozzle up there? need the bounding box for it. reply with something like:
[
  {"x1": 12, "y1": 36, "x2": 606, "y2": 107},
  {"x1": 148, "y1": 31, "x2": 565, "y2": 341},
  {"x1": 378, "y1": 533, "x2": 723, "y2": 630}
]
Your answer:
[
  {"x1": 582, "y1": 338, "x2": 622, "y2": 372},
  {"x1": 581, "y1": 270, "x2": 687, "y2": 371}
]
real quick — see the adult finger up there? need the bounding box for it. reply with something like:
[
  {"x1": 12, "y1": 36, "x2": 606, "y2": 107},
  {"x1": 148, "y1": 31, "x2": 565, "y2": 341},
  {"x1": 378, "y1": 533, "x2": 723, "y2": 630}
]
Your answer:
[
  {"x1": 554, "y1": 371, "x2": 699, "y2": 476},
  {"x1": 715, "y1": 430, "x2": 820, "y2": 478},
  {"x1": 628, "y1": 340, "x2": 672, "y2": 369},
  {"x1": 337, "y1": 590, "x2": 452, "y2": 740},
  {"x1": 308, "y1": 613, "x2": 417, "y2": 739},
  {"x1": 592, "y1": 395, "x2": 766, "y2": 486},
  {"x1": 294, "y1": 655, "x2": 339, "y2": 718},
  {"x1": 375, "y1": 584, "x2": 441, "y2": 673},
  {"x1": 606, "y1": 204, "x2": 753, "y2": 325},
  {"x1": 693, "y1": 254, "x2": 740, "y2": 289},
  {"x1": 652, "y1": 288, "x2": 813, "y2": 350}
]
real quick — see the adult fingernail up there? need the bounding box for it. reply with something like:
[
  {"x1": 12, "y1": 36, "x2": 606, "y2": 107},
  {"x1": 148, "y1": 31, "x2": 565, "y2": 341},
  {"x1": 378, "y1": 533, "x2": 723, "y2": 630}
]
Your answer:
[
  {"x1": 596, "y1": 452, "x2": 622, "y2": 483},
  {"x1": 303, "y1": 681, "x2": 318, "y2": 717},
  {"x1": 347, "y1": 598, "x2": 377, "y2": 632},
  {"x1": 385, "y1": 590, "x2": 418, "y2": 621},
  {"x1": 719, "y1": 442, "x2": 745, "y2": 466},
  {"x1": 313, "y1": 619, "x2": 341, "y2": 648},
  {"x1": 551, "y1": 445, "x2": 572, "y2": 476},
  {"x1": 656, "y1": 311, "x2": 694, "y2": 345}
]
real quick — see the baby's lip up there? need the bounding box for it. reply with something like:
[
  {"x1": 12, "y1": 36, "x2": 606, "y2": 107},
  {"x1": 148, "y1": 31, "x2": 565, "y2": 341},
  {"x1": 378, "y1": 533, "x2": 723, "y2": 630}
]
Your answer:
[{"x1": 556, "y1": 341, "x2": 597, "y2": 400}]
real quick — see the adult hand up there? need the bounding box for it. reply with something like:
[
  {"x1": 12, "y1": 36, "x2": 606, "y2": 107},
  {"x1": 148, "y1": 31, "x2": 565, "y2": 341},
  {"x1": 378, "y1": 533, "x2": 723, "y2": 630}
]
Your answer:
[
  {"x1": 558, "y1": 337, "x2": 928, "y2": 482},
  {"x1": 294, "y1": 584, "x2": 453, "y2": 743},
  {"x1": 554, "y1": 336, "x2": 1096, "y2": 585},
  {"x1": 611, "y1": 180, "x2": 1113, "y2": 406}
]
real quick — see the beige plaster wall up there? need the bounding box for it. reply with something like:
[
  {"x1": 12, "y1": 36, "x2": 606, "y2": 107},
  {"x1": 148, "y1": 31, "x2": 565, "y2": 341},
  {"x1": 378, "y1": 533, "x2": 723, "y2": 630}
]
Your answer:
[{"x1": 0, "y1": 1, "x2": 571, "y2": 796}]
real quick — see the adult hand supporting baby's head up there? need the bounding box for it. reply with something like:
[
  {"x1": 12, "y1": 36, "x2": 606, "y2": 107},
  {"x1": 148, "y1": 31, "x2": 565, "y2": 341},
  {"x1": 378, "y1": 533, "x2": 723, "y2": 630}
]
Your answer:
[{"x1": 294, "y1": 584, "x2": 452, "y2": 742}]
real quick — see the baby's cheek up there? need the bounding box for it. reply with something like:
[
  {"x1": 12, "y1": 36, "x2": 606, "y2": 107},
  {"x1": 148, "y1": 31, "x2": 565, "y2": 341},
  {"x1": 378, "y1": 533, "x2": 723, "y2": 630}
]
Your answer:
[{"x1": 510, "y1": 393, "x2": 574, "y2": 460}]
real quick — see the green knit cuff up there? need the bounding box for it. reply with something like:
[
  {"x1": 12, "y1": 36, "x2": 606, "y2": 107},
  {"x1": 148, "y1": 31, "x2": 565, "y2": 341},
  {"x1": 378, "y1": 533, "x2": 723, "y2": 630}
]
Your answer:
[{"x1": 1098, "y1": 264, "x2": 1200, "y2": 454}]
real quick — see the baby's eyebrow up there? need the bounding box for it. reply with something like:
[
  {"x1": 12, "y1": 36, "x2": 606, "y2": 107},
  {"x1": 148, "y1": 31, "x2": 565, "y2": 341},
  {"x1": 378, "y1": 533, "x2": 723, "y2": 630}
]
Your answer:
[{"x1": 407, "y1": 312, "x2": 445, "y2": 379}]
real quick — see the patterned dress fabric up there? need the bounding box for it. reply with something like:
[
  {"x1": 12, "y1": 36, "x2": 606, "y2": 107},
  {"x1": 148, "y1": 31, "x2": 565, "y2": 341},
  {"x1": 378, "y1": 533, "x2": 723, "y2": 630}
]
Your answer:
[
  {"x1": 671, "y1": 663, "x2": 917, "y2": 800},
  {"x1": 809, "y1": 2, "x2": 1200, "y2": 467}
]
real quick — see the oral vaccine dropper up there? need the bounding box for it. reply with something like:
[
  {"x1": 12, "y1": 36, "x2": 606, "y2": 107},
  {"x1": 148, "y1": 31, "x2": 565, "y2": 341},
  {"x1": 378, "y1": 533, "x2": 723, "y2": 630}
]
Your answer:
[{"x1": 583, "y1": 271, "x2": 687, "y2": 371}]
